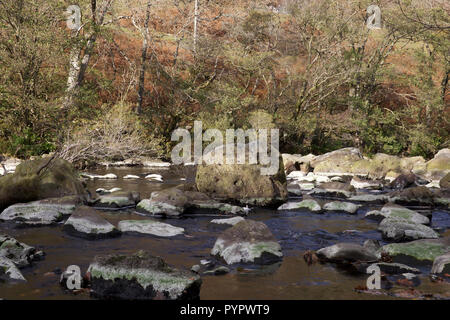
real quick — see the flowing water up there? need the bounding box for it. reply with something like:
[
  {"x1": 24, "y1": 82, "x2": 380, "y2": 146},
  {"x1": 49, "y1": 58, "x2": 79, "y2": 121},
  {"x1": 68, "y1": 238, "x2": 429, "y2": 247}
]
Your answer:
[{"x1": 0, "y1": 167, "x2": 449, "y2": 300}]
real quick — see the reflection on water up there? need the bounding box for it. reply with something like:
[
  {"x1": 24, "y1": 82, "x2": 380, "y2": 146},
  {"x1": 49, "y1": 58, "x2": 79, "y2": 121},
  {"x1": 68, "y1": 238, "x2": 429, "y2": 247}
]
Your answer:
[{"x1": 0, "y1": 167, "x2": 448, "y2": 300}]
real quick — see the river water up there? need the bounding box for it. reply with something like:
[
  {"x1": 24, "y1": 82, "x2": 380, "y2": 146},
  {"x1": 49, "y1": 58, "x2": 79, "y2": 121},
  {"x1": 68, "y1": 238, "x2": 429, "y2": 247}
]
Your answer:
[{"x1": 0, "y1": 167, "x2": 449, "y2": 300}]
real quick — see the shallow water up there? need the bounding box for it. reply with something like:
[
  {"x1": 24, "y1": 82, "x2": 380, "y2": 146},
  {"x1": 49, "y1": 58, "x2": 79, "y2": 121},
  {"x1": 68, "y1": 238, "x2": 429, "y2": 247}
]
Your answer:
[{"x1": 0, "y1": 167, "x2": 448, "y2": 300}]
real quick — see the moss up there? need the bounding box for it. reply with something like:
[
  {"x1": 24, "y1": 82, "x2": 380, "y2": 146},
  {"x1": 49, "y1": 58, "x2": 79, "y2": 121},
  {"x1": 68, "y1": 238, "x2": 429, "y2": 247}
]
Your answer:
[{"x1": 382, "y1": 241, "x2": 447, "y2": 262}]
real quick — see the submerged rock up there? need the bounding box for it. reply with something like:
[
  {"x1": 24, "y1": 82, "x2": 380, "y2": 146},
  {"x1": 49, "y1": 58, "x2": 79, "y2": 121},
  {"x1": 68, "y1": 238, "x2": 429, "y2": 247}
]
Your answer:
[
  {"x1": 0, "y1": 157, "x2": 87, "y2": 211},
  {"x1": 352, "y1": 262, "x2": 420, "y2": 275},
  {"x1": 431, "y1": 252, "x2": 450, "y2": 275},
  {"x1": 0, "y1": 196, "x2": 81, "y2": 226},
  {"x1": 118, "y1": 220, "x2": 184, "y2": 237},
  {"x1": 277, "y1": 199, "x2": 322, "y2": 212},
  {"x1": 378, "y1": 217, "x2": 439, "y2": 241},
  {"x1": 195, "y1": 143, "x2": 287, "y2": 207},
  {"x1": 323, "y1": 201, "x2": 360, "y2": 214},
  {"x1": 211, "y1": 219, "x2": 283, "y2": 265},
  {"x1": 381, "y1": 238, "x2": 450, "y2": 263},
  {"x1": 365, "y1": 204, "x2": 429, "y2": 225},
  {"x1": 63, "y1": 206, "x2": 120, "y2": 239},
  {"x1": 316, "y1": 243, "x2": 378, "y2": 263},
  {"x1": 87, "y1": 250, "x2": 201, "y2": 300}
]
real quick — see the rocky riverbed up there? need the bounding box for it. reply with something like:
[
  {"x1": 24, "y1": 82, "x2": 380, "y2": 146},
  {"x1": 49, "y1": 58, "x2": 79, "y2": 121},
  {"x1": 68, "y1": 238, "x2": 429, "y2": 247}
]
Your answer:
[{"x1": 0, "y1": 147, "x2": 449, "y2": 300}]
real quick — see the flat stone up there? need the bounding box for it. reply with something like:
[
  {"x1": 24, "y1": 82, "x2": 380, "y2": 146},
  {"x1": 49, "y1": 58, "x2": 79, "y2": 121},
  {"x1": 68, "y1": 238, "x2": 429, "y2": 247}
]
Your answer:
[
  {"x1": 0, "y1": 196, "x2": 80, "y2": 226},
  {"x1": 323, "y1": 201, "x2": 360, "y2": 214},
  {"x1": 123, "y1": 175, "x2": 140, "y2": 179},
  {"x1": 210, "y1": 217, "x2": 245, "y2": 226},
  {"x1": 81, "y1": 173, "x2": 117, "y2": 180},
  {"x1": 118, "y1": 220, "x2": 184, "y2": 237},
  {"x1": 0, "y1": 257, "x2": 26, "y2": 282},
  {"x1": 277, "y1": 199, "x2": 322, "y2": 212}
]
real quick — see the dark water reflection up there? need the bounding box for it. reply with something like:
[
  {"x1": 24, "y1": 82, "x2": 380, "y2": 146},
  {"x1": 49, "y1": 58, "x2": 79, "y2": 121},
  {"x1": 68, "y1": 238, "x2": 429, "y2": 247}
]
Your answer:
[{"x1": 0, "y1": 167, "x2": 448, "y2": 300}]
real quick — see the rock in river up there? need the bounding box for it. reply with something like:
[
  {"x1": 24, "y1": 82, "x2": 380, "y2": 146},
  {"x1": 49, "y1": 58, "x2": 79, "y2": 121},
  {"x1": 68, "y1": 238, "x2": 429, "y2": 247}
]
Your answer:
[
  {"x1": 195, "y1": 142, "x2": 287, "y2": 207},
  {"x1": 211, "y1": 219, "x2": 283, "y2": 265},
  {"x1": 381, "y1": 238, "x2": 450, "y2": 263},
  {"x1": 308, "y1": 182, "x2": 356, "y2": 198},
  {"x1": 431, "y1": 252, "x2": 450, "y2": 275},
  {"x1": 277, "y1": 199, "x2": 322, "y2": 213},
  {"x1": 378, "y1": 217, "x2": 439, "y2": 242},
  {"x1": 323, "y1": 201, "x2": 360, "y2": 214},
  {"x1": 87, "y1": 250, "x2": 201, "y2": 300},
  {"x1": 63, "y1": 206, "x2": 121, "y2": 239},
  {"x1": 0, "y1": 196, "x2": 81, "y2": 226},
  {"x1": 365, "y1": 203, "x2": 429, "y2": 225},
  {"x1": 210, "y1": 216, "x2": 245, "y2": 227},
  {"x1": 137, "y1": 188, "x2": 188, "y2": 217},
  {"x1": 118, "y1": 220, "x2": 184, "y2": 237},
  {"x1": 316, "y1": 242, "x2": 378, "y2": 263},
  {"x1": 0, "y1": 157, "x2": 87, "y2": 211},
  {"x1": 0, "y1": 234, "x2": 43, "y2": 268},
  {"x1": 0, "y1": 257, "x2": 26, "y2": 282},
  {"x1": 91, "y1": 191, "x2": 140, "y2": 209}
]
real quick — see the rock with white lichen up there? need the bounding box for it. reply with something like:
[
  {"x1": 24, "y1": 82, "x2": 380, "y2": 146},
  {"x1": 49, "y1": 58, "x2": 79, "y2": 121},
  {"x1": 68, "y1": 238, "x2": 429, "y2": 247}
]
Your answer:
[
  {"x1": 63, "y1": 206, "x2": 121, "y2": 239},
  {"x1": 211, "y1": 219, "x2": 282, "y2": 265},
  {"x1": 87, "y1": 250, "x2": 201, "y2": 300},
  {"x1": 118, "y1": 220, "x2": 184, "y2": 237}
]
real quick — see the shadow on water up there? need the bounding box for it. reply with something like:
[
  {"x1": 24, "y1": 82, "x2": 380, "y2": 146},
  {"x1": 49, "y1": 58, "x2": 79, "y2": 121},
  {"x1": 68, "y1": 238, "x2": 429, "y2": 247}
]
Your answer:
[{"x1": 0, "y1": 167, "x2": 448, "y2": 300}]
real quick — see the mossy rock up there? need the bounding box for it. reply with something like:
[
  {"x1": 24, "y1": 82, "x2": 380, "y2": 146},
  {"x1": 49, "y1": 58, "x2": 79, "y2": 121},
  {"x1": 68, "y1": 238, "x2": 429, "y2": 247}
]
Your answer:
[
  {"x1": 312, "y1": 148, "x2": 362, "y2": 174},
  {"x1": 0, "y1": 158, "x2": 86, "y2": 211},
  {"x1": 88, "y1": 250, "x2": 202, "y2": 300},
  {"x1": 195, "y1": 144, "x2": 287, "y2": 207},
  {"x1": 381, "y1": 238, "x2": 450, "y2": 264}
]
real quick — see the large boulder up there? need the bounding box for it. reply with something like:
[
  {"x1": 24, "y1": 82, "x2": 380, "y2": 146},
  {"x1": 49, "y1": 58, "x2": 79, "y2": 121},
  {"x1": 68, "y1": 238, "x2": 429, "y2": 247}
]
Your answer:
[
  {"x1": 195, "y1": 143, "x2": 287, "y2": 207},
  {"x1": 425, "y1": 148, "x2": 450, "y2": 180},
  {"x1": 87, "y1": 250, "x2": 202, "y2": 300},
  {"x1": 63, "y1": 206, "x2": 120, "y2": 239},
  {"x1": 349, "y1": 153, "x2": 401, "y2": 179},
  {"x1": 211, "y1": 219, "x2": 283, "y2": 265},
  {"x1": 311, "y1": 148, "x2": 362, "y2": 174},
  {"x1": 390, "y1": 173, "x2": 416, "y2": 190},
  {"x1": 378, "y1": 217, "x2": 439, "y2": 242},
  {"x1": 0, "y1": 158, "x2": 86, "y2": 211},
  {"x1": 137, "y1": 188, "x2": 188, "y2": 217},
  {"x1": 316, "y1": 242, "x2": 378, "y2": 263},
  {"x1": 381, "y1": 238, "x2": 450, "y2": 263},
  {"x1": 0, "y1": 196, "x2": 81, "y2": 226}
]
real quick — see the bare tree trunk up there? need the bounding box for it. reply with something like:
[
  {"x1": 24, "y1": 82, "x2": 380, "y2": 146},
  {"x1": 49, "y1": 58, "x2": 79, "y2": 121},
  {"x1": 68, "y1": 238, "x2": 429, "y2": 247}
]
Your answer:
[
  {"x1": 137, "y1": 1, "x2": 152, "y2": 115},
  {"x1": 193, "y1": 0, "x2": 199, "y2": 55},
  {"x1": 63, "y1": 0, "x2": 113, "y2": 111}
]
